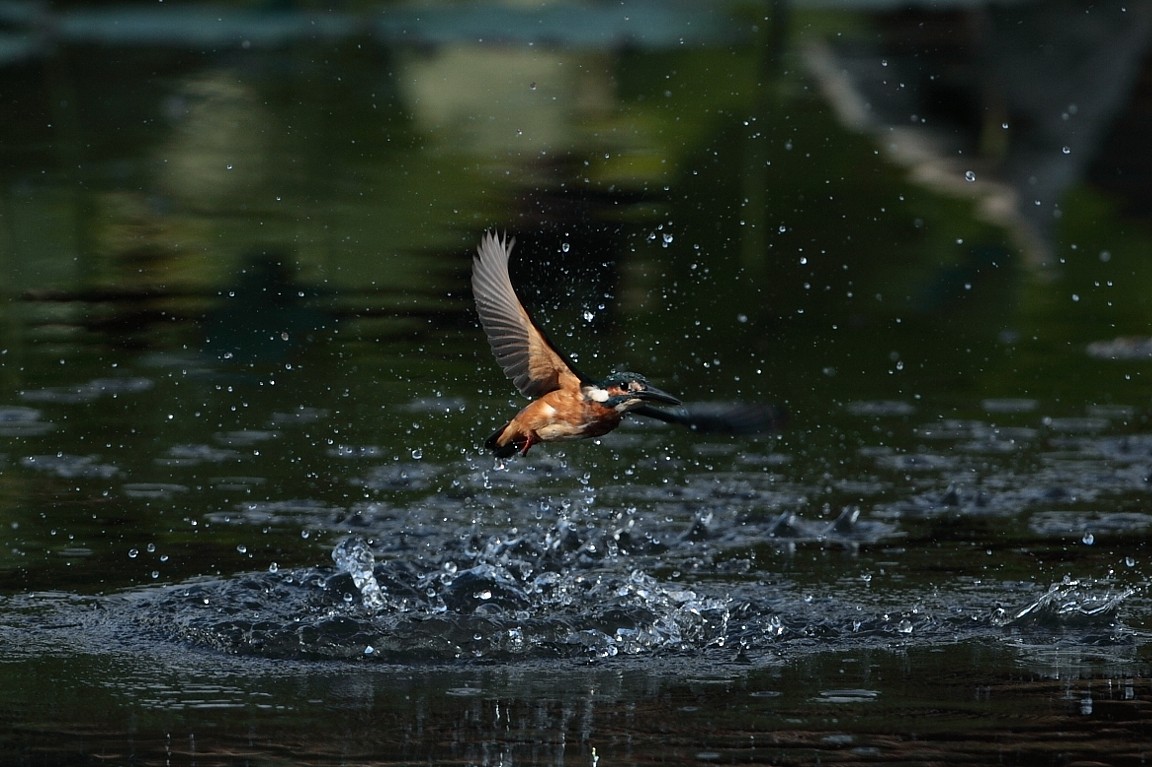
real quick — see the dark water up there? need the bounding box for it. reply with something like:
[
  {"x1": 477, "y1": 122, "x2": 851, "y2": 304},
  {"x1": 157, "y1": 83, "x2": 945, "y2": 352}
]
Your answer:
[{"x1": 3, "y1": 2, "x2": 1152, "y2": 764}]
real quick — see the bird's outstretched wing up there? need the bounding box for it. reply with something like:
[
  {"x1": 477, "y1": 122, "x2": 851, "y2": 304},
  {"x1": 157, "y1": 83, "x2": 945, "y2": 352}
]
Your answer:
[
  {"x1": 472, "y1": 232, "x2": 587, "y2": 398},
  {"x1": 631, "y1": 402, "x2": 787, "y2": 435}
]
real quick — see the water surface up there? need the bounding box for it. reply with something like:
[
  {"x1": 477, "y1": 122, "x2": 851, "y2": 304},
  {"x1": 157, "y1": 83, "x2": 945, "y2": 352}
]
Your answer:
[{"x1": 2, "y1": 2, "x2": 1152, "y2": 764}]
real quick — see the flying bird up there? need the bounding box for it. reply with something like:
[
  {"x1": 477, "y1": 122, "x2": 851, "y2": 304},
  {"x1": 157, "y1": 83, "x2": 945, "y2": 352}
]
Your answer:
[{"x1": 471, "y1": 231, "x2": 780, "y2": 457}]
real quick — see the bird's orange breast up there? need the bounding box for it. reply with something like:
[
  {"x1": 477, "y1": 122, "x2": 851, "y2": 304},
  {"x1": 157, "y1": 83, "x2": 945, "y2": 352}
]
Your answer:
[
  {"x1": 494, "y1": 389, "x2": 621, "y2": 448},
  {"x1": 523, "y1": 390, "x2": 620, "y2": 439}
]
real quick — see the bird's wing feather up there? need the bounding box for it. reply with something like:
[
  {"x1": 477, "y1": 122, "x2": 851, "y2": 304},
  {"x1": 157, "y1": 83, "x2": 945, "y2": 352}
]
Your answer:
[{"x1": 472, "y1": 232, "x2": 586, "y2": 398}]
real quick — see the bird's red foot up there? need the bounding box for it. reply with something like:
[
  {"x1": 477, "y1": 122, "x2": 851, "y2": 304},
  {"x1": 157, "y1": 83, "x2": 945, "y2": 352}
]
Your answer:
[{"x1": 518, "y1": 433, "x2": 539, "y2": 456}]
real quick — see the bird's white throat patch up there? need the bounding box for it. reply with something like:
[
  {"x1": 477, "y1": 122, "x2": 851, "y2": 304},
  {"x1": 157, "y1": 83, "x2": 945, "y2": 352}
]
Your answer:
[{"x1": 584, "y1": 386, "x2": 611, "y2": 403}]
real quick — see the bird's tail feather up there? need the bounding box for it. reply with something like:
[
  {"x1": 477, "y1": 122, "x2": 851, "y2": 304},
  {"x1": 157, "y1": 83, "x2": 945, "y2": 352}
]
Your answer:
[{"x1": 484, "y1": 423, "x2": 519, "y2": 457}]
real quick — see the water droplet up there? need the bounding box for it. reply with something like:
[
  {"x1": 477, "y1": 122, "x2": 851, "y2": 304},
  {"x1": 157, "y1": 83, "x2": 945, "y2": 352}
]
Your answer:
[
  {"x1": 128, "y1": 548, "x2": 138, "y2": 559},
  {"x1": 236, "y1": 544, "x2": 247, "y2": 554},
  {"x1": 1061, "y1": 145, "x2": 1071, "y2": 155},
  {"x1": 410, "y1": 448, "x2": 423, "y2": 460},
  {"x1": 268, "y1": 562, "x2": 279, "y2": 573},
  {"x1": 582, "y1": 310, "x2": 594, "y2": 322},
  {"x1": 1082, "y1": 532, "x2": 1094, "y2": 545},
  {"x1": 964, "y1": 170, "x2": 976, "y2": 182},
  {"x1": 560, "y1": 242, "x2": 570, "y2": 253}
]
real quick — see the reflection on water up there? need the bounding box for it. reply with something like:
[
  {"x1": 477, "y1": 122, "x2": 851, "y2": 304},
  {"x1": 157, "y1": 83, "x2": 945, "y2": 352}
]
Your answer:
[
  {"x1": 3, "y1": 1, "x2": 1152, "y2": 765},
  {"x1": 807, "y1": 0, "x2": 1152, "y2": 268}
]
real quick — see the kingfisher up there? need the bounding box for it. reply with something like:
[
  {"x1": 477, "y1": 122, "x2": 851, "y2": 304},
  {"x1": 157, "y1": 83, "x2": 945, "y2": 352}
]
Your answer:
[{"x1": 472, "y1": 231, "x2": 780, "y2": 457}]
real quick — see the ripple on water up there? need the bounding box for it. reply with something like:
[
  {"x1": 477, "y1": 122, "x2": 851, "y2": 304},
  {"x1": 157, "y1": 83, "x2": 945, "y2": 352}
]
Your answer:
[
  {"x1": 264, "y1": 406, "x2": 330, "y2": 427},
  {"x1": 1043, "y1": 416, "x2": 1111, "y2": 434},
  {"x1": 213, "y1": 430, "x2": 281, "y2": 447},
  {"x1": 19, "y1": 377, "x2": 154, "y2": 404},
  {"x1": 817, "y1": 689, "x2": 880, "y2": 704},
  {"x1": 1028, "y1": 510, "x2": 1152, "y2": 538},
  {"x1": 1085, "y1": 403, "x2": 1137, "y2": 420},
  {"x1": 355, "y1": 460, "x2": 440, "y2": 492},
  {"x1": 844, "y1": 400, "x2": 916, "y2": 417},
  {"x1": 1085, "y1": 335, "x2": 1152, "y2": 360},
  {"x1": 874, "y1": 480, "x2": 1075, "y2": 519},
  {"x1": 327, "y1": 444, "x2": 386, "y2": 459},
  {"x1": 121, "y1": 482, "x2": 190, "y2": 499},
  {"x1": 0, "y1": 406, "x2": 54, "y2": 437},
  {"x1": 909, "y1": 421, "x2": 1038, "y2": 459},
  {"x1": 20, "y1": 453, "x2": 119, "y2": 479},
  {"x1": 872, "y1": 451, "x2": 958, "y2": 472},
  {"x1": 209, "y1": 476, "x2": 267, "y2": 493},
  {"x1": 402, "y1": 395, "x2": 469, "y2": 414},
  {"x1": 56, "y1": 546, "x2": 94, "y2": 558},
  {"x1": 1073, "y1": 433, "x2": 1152, "y2": 462},
  {"x1": 110, "y1": 679, "x2": 256, "y2": 711},
  {"x1": 206, "y1": 499, "x2": 343, "y2": 527},
  {"x1": 981, "y1": 397, "x2": 1039, "y2": 414},
  {"x1": 755, "y1": 506, "x2": 900, "y2": 546},
  {"x1": 157, "y1": 444, "x2": 243, "y2": 466}
]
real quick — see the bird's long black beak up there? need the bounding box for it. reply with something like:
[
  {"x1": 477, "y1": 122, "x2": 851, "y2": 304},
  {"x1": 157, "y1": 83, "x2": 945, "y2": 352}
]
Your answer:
[{"x1": 636, "y1": 386, "x2": 681, "y2": 406}]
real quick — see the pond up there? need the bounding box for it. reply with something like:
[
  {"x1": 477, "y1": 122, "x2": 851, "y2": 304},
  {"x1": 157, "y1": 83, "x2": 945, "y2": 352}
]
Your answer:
[{"x1": 2, "y1": 1, "x2": 1152, "y2": 764}]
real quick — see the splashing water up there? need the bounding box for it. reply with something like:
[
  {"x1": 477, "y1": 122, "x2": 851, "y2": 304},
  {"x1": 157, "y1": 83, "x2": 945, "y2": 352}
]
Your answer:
[
  {"x1": 994, "y1": 577, "x2": 1138, "y2": 628},
  {"x1": 332, "y1": 536, "x2": 389, "y2": 611}
]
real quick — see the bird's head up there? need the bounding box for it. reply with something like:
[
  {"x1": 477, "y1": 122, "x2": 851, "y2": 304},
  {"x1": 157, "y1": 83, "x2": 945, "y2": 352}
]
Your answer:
[{"x1": 584, "y1": 371, "x2": 681, "y2": 411}]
